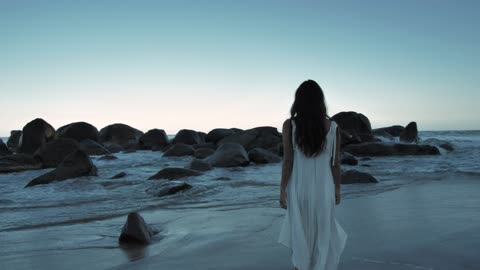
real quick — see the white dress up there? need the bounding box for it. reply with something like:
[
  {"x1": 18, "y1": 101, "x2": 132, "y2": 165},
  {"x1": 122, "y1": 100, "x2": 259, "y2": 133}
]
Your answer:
[{"x1": 278, "y1": 119, "x2": 347, "y2": 270}]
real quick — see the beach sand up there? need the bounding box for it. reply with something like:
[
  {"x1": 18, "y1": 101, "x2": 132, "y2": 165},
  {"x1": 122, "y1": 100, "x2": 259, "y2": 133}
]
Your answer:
[{"x1": 1, "y1": 177, "x2": 479, "y2": 270}]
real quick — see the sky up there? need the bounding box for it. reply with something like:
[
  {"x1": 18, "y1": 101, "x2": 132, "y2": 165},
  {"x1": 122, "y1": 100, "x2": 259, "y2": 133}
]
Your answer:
[{"x1": 1, "y1": 0, "x2": 479, "y2": 136}]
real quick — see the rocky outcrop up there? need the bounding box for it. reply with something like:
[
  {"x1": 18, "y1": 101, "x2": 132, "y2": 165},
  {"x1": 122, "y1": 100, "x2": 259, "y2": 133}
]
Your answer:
[
  {"x1": 399, "y1": 122, "x2": 419, "y2": 143},
  {"x1": 372, "y1": 130, "x2": 395, "y2": 141},
  {"x1": 205, "y1": 128, "x2": 235, "y2": 143},
  {"x1": 33, "y1": 138, "x2": 80, "y2": 168},
  {"x1": 110, "y1": 172, "x2": 127, "y2": 179},
  {"x1": 192, "y1": 142, "x2": 216, "y2": 150},
  {"x1": 343, "y1": 142, "x2": 440, "y2": 157},
  {"x1": 148, "y1": 167, "x2": 202, "y2": 180},
  {"x1": 372, "y1": 125, "x2": 405, "y2": 137},
  {"x1": 193, "y1": 148, "x2": 215, "y2": 159},
  {"x1": 7, "y1": 130, "x2": 22, "y2": 152},
  {"x1": 146, "y1": 181, "x2": 192, "y2": 197},
  {"x1": 341, "y1": 170, "x2": 379, "y2": 184},
  {"x1": 163, "y1": 143, "x2": 194, "y2": 157},
  {"x1": 0, "y1": 140, "x2": 10, "y2": 156},
  {"x1": 118, "y1": 212, "x2": 155, "y2": 245},
  {"x1": 340, "y1": 152, "x2": 358, "y2": 165},
  {"x1": 0, "y1": 154, "x2": 42, "y2": 173},
  {"x1": 139, "y1": 129, "x2": 169, "y2": 150},
  {"x1": 99, "y1": 124, "x2": 143, "y2": 147},
  {"x1": 422, "y1": 138, "x2": 454, "y2": 151},
  {"x1": 25, "y1": 150, "x2": 97, "y2": 187},
  {"x1": 79, "y1": 139, "x2": 111, "y2": 156},
  {"x1": 173, "y1": 129, "x2": 204, "y2": 145},
  {"x1": 248, "y1": 148, "x2": 281, "y2": 164},
  {"x1": 205, "y1": 143, "x2": 250, "y2": 167},
  {"x1": 218, "y1": 126, "x2": 281, "y2": 151},
  {"x1": 331, "y1": 112, "x2": 373, "y2": 145},
  {"x1": 57, "y1": 122, "x2": 99, "y2": 142},
  {"x1": 18, "y1": 118, "x2": 56, "y2": 154},
  {"x1": 186, "y1": 158, "x2": 212, "y2": 172}
]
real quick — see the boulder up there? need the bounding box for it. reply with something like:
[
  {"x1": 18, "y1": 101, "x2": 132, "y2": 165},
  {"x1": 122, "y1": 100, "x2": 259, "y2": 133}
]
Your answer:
[
  {"x1": 0, "y1": 154, "x2": 42, "y2": 173},
  {"x1": 7, "y1": 130, "x2": 22, "y2": 152},
  {"x1": 57, "y1": 122, "x2": 99, "y2": 142},
  {"x1": 163, "y1": 143, "x2": 194, "y2": 157},
  {"x1": 173, "y1": 129, "x2": 204, "y2": 145},
  {"x1": 248, "y1": 148, "x2": 281, "y2": 164},
  {"x1": 99, "y1": 154, "x2": 118, "y2": 161},
  {"x1": 218, "y1": 126, "x2": 281, "y2": 151},
  {"x1": 33, "y1": 138, "x2": 80, "y2": 168},
  {"x1": 423, "y1": 138, "x2": 454, "y2": 151},
  {"x1": 148, "y1": 167, "x2": 202, "y2": 180},
  {"x1": 146, "y1": 181, "x2": 192, "y2": 197},
  {"x1": 331, "y1": 112, "x2": 374, "y2": 144},
  {"x1": 205, "y1": 143, "x2": 250, "y2": 167},
  {"x1": 341, "y1": 152, "x2": 358, "y2": 165},
  {"x1": 372, "y1": 130, "x2": 395, "y2": 141},
  {"x1": 99, "y1": 124, "x2": 143, "y2": 147},
  {"x1": 79, "y1": 139, "x2": 111, "y2": 156},
  {"x1": 25, "y1": 150, "x2": 97, "y2": 187},
  {"x1": 0, "y1": 140, "x2": 11, "y2": 156},
  {"x1": 399, "y1": 122, "x2": 419, "y2": 143},
  {"x1": 186, "y1": 158, "x2": 213, "y2": 171},
  {"x1": 341, "y1": 170, "x2": 379, "y2": 184},
  {"x1": 139, "y1": 129, "x2": 169, "y2": 150},
  {"x1": 343, "y1": 142, "x2": 440, "y2": 157},
  {"x1": 373, "y1": 125, "x2": 405, "y2": 137},
  {"x1": 110, "y1": 172, "x2": 127, "y2": 179},
  {"x1": 192, "y1": 142, "x2": 216, "y2": 150},
  {"x1": 103, "y1": 142, "x2": 124, "y2": 153},
  {"x1": 205, "y1": 128, "x2": 235, "y2": 143},
  {"x1": 193, "y1": 148, "x2": 215, "y2": 159},
  {"x1": 118, "y1": 212, "x2": 155, "y2": 245},
  {"x1": 18, "y1": 118, "x2": 56, "y2": 154}
]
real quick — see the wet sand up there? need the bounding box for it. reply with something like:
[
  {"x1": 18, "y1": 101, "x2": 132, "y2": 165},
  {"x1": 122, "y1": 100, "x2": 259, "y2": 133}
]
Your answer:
[{"x1": 1, "y1": 177, "x2": 479, "y2": 270}]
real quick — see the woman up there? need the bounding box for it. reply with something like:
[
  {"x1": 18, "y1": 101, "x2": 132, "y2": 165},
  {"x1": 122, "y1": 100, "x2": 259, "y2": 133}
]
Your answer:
[{"x1": 278, "y1": 80, "x2": 347, "y2": 270}]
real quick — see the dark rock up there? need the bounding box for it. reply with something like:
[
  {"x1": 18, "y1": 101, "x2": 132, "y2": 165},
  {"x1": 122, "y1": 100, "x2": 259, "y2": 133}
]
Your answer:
[
  {"x1": 7, "y1": 130, "x2": 22, "y2": 152},
  {"x1": 18, "y1": 118, "x2": 56, "y2": 154},
  {"x1": 146, "y1": 181, "x2": 192, "y2": 197},
  {"x1": 343, "y1": 142, "x2": 440, "y2": 157},
  {"x1": 148, "y1": 167, "x2": 202, "y2": 180},
  {"x1": 163, "y1": 143, "x2": 194, "y2": 157},
  {"x1": 99, "y1": 154, "x2": 118, "y2": 161},
  {"x1": 79, "y1": 139, "x2": 111, "y2": 156},
  {"x1": 248, "y1": 148, "x2": 281, "y2": 164},
  {"x1": 193, "y1": 148, "x2": 215, "y2": 159},
  {"x1": 341, "y1": 152, "x2": 358, "y2": 165},
  {"x1": 118, "y1": 212, "x2": 155, "y2": 245},
  {"x1": 33, "y1": 138, "x2": 80, "y2": 168},
  {"x1": 110, "y1": 172, "x2": 127, "y2": 179},
  {"x1": 0, "y1": 154, "x2": 42, "y2": 173},
  {"x1": 205, "y1": 143, "x2": 250, "y2": 167},
  {"x1": 186, "y1": 158, "x2": 212, "y2": 172},
  {"x1": 192, "y1": 143, "x2": 216, "y2": 150},
  {"x1": 205, "y1": 128, "x2": 235, "y2": 143},
  {"x1": 341, "y1": 170, "x2": 379, "y2": 184},
  {"x1": 373, "y1": 125, "x2": 405, "y2": 137},
  {"x1": 423, "y1": 138, "x2": 454, "y2": 151},
  {"x1": 331, "y1": 112, "x2": 374, "y2": 144},
  {"x1": 399, "y1": 122, "x2": 418, "y2": 143},
  {"x1": 99, "y1": 124, "x2": 143, "y2": 147},
  {"x1": 25, "y1": 150, "x2": 97, "y2": 187},
  {"x1": 372, "y1": 130, "x2": 395, "y2": 141},
  {"x1": 139, "y1": 129, "x2": 169, "y2": 150},
  {"x1": 214, "y1": 176, "x2": 231, "y2": 181},
  {"x1": 173, "y1": 129, "x2": 204, "y2": 145},
  {"x1": 218, "y1": 126, "x2": 281, "y2": 151},
  {"x1": 361, "y1": 164, "x2": 371, "y2": 167},
  {"x1": 57, "y1": 122, "x2": 99, "y2": 142},
  {"x1": 361, "y1": 157, "x2": 372, "y2": 161},
  {"x1": 198, "y1": 132, "x2": 206, "y2": 144},
  {"x1": 0, "y1": 140, "x2": 11, "y2": 156},
  {"x1": 103, "y1": 142, "x2": 124, "y2": 153}
]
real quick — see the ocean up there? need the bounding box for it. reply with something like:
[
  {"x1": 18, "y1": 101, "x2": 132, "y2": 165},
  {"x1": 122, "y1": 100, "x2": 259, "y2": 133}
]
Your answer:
[{"x1": 0, "y1": 131, "x2": 479, "y2": 233}]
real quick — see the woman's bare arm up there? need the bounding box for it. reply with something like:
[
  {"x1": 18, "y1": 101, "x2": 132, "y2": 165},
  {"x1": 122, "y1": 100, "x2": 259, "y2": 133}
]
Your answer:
[
  {"x1": 331, "y1": 126, "x2": 342, "y2": 190},
  {"x1": 280, "y1": 119, "x2": 294, "y2": 192}
]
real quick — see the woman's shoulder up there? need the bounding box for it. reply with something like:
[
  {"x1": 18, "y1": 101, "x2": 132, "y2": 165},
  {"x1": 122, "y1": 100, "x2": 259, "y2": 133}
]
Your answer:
[{"x1": 282, "y1": 118, "x2": 292, "y2": 132}]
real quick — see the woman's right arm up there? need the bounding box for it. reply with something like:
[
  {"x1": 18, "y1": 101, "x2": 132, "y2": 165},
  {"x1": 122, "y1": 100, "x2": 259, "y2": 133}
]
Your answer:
[
  {"x1": 280, "y1": 119, "x2": 293, "y2": 209},
  {"x1": 331, "y1": 125, "x2": 342, "y2": 204}
]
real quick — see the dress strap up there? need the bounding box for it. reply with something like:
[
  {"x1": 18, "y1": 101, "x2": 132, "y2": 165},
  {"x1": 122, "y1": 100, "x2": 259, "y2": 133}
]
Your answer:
[{"x1": 331, "y1": 121, "x2": 338, "y2": 166}]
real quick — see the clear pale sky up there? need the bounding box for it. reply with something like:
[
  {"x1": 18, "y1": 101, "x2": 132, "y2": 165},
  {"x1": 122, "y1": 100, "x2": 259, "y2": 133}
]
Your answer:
[{"x1": 1, "y1": 0, "x2": 479, "y2": 136}]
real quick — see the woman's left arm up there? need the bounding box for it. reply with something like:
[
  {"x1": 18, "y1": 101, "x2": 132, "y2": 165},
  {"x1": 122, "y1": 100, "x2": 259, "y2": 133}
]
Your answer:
[{"x1": 280, "y1": 119, "x2": 294, "y2": 209}]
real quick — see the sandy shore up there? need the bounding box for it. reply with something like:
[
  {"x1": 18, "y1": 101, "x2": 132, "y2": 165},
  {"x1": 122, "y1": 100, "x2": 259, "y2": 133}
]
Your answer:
[{"x1": 1, "y1": 177, "x2": 479, "y2": 270}]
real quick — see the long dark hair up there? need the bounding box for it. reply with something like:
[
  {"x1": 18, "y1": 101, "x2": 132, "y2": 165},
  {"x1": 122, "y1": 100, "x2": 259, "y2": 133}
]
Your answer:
[{"x1": 290, "y1": 80, "x2": 329, "y2": 157}]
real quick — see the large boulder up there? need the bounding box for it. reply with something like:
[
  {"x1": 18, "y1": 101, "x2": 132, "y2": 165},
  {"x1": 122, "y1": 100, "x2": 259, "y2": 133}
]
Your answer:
[
  {"x1": 25, "y1": 150, "x2": 97, "y2": 187},
  {"x1": 57, "y1": 122, "x2": 99, "y2": 142},
  {"x1": 218, "y1": 126, "x2": 281, "y2": 151},
  {"x1": 99, "y1": 124, "x2": 143, "y2": 147},
  {"x1": 193, "y1": 148, "x2": 215, "y2": 159},
  {"x1": 79, "y1": 139, "x2": 111, "y2": 156},
  {"x1": 0, "y1": 154, "x2": 42, "y2": 173},
  {"x1": 7, "y1": 130, "x2": 22, "y2": 152},
  {"x1": 139, "y1": 129, "x2": 169, "y2": 150},
  {"x1": 33, "y1": 138, "x2": 80, "y2": 168},
  {"x1": 341, "y1": 170, "x2": 379, "y2": 184},
  {"x1": 192, "y1": 142, "x2": 216, "y2": 150},
  {"x1": 205, "y1": 128, "x2": 235, "y2": 143},
  {"x1": 0, "y1": 140, "x2": 11, "y2": 156},
  {"x1": 146, "y1": 181, "x2": 192, "y2": 197},
  {"x1": 163, "y1": 143, "x2": 194, "y2": 157},
  {"x1": 372, "y1": 130, "x2": 395, "y2": 141},
  {"x1": 205, "y1": 143, "x2": 250, "y2": 167},
  {"x1": 148, "y1": 167, "x2": 202, "y2": 180},
  {"x1": 373, "y1": 125, "x2": 405, "y2": 137},
  {"x1": 248, "y1": 148, "x2": 281, "y2": 164},
  {"x1": 343, "y1": 142, "x2": 440, "y2": 157},
  {"x1": 18, "y1": 118, "x2": 56, "y2": 154},
  {"x1": 331, "y1": 112, "x2": 373, "y2": 145},
  {"x1": 118, "y1": 212, "x2": 155, "y2": 245},
  {"x1": 341, "y1": 152, "x2": 358, "y2": 165},
  {"x1": 173, "y1": 129, "x2": 204, "y2": 145},
  {"x1": 186, "y1": 158, "x2": 213, "y2": 172},
  {"x1": 399, "y1": 122, "x2": 419, "y2": 143}
]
